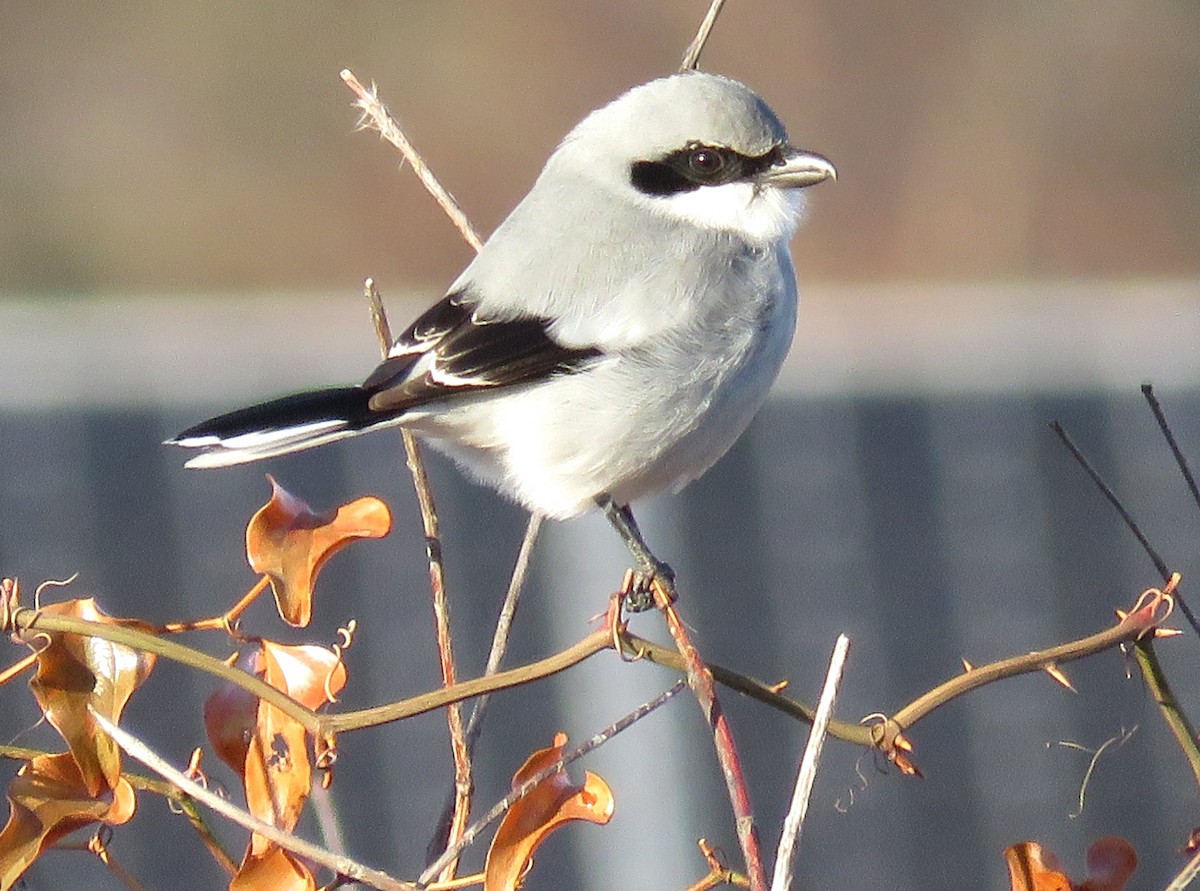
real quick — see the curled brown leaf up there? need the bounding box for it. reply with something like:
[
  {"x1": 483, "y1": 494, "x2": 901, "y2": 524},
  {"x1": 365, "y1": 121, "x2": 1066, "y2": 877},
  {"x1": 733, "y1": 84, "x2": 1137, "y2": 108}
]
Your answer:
[
  {"x1": 245, "y1": 476, "x2": 391, "y2": 627},
  {"x1": 0, "y1": 752, "x2": 136, "y2": 889},
  {"x1": 483, "y1": 732, "x2": 614, "y2": 891},
  {"x1": 230, "y1": 843, "x2": 316, "y2": 891},
  {"x1": 203, "y1": 650, "x2": 263, "y2": 776},
  {"x1": 1005, "y1": 838, "x2": 1136, "y2": 891},
  {"x1": 206, "y1": 639, "x2": 348, "y2": 891},
  {"x1": 1006, "y1": 841, "x2": 1071, "y2": 891},
  {"x1": 1078, "y1": 837, "x2": 1137, "y2": 891},
  {"x1": 24, "y1": 598, "x2": 157, "y2": 796}
]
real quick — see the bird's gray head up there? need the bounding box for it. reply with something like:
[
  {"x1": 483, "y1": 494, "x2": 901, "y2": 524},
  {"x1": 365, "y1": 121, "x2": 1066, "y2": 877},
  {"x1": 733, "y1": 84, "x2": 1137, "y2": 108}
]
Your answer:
[{"x1": 546, "y1": 71, "x2": 835, "y2": 243}]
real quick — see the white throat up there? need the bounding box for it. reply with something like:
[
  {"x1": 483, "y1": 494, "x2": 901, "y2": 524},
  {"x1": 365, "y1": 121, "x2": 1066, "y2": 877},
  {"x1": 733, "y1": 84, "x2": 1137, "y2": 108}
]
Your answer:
[{"x1": 644, "y1": 181, "x2": 805, "y2": 243}]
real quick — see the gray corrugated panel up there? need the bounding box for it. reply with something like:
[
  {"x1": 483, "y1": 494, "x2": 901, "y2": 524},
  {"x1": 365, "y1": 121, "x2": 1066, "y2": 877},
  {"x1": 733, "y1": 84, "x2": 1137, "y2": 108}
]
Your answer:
[
  {"x1": 927, "y1": 397, "x2": 1064, "y2": 860},
  {"x1": 2, "y1": 393, "x2": 1198, "y2": 890}
]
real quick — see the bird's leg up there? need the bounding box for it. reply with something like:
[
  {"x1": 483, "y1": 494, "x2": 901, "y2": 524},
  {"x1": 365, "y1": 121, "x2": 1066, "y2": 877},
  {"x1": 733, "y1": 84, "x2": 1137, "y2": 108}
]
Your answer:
[{"x1": 597, "y1": 495, "x2": 676, "y2": 612}]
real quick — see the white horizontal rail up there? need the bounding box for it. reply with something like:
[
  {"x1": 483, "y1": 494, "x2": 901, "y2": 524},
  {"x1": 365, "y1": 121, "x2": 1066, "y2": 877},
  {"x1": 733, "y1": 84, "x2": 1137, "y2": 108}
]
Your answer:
[{"x1": 0, "y1": 280, "x2": 1196, "y2": 408}]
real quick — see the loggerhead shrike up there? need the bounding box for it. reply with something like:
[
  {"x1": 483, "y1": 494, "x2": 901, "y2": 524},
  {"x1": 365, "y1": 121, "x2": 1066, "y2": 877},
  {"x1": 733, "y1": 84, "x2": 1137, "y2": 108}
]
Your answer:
[{"x1": 170, "y1": 71, "x2": 834, "y2": 576}]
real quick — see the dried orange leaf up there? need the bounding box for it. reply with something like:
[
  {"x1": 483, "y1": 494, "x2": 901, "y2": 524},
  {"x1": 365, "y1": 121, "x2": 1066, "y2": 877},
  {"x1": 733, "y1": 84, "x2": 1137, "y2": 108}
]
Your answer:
[
  {"x1": 1187, "y1": 827, "x2": 1200, "y2": 854},
  {"x1": 203, "y1": 650, "x2": 264, "y2": 776},
  {"x1": 244, "y1": 710, "x2": 307, "y2": 843},
  {"x1": 0, "y1": 752, "x2": 136, "y2": 889},
  {"x1": 246, "y1": 476, "x2": 391, "y2": 627},
  {"x1": 25, "y1": 599, "x2": 157, "y2": 796},
  {"x1": 260, "y1": 641, "x2": 347, "y2": 712},
  {"x1": 1005, "y1": 838, "x2": 1137, "y2": 891},
  {"x1": 484, "y1": 732, "x2": 614, "y2": 891},
  {"x1": 230, "y1": 844, "x2": 315, "y2": 891},
  {"x1": 204, "y1": 639, "x2": 344, "y2": 850},
  {"x1": 241, "y1": 639, "x2": 349, "y2": 858},
  {"x1": 1005, "y1": 841, "x2": 1071, "y2": 891},
  {"x1": 1078, "y1": 837, "x2": 1137, "y2": 891}
]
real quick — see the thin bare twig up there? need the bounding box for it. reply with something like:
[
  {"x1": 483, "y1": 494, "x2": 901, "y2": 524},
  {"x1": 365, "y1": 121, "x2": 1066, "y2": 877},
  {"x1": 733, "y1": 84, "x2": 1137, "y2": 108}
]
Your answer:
[
  {"x1": 93, "y1": 712, "x2": 417, "y2": 891},
  {"x1": 181, "y1": 796, "x2": 240, "y2": 876},
  {"x1": 1138, "y1": 384, "x2": 1200, "y2": 634},
  {"x1": 366, "y1": 275, "x2": 393, "y2": 347},
  {"x1": 160, "y1": 574, "x2": 271, "y2": 634},
  {"x1": 0, "y1": 649, "x2": 39, "y2": 686},
  {"x1": 771, "y1": 635, "x2": 850, "y2": 891},
  {"x1": 363, "y1": 279, "x2": 471, "y2": 879},
  {"x1": 428, "y1": 516, "x2": 544, "y2": 863},
  {"x1": 1049, "y1": 421, "x2": 1170, "y2": 577},
  {"x1": 1166, "y1": 844, "x2": 1200, "y2": 891},
  {"x1": 685, "y1": 839, "x2": 751, "y2": 891},
  {"x1": 680, "y1": 0, "x2": 728, "y2": 71},
  {"x1": 345, "y1": 74, "x2": 502, "y2": 873},
  {"x1": 309, "y1": 780, "x2": 350, "y2": 859},
  {"x1": 418, "y1": 680, "x2": 687, "y2": 886},
  {"x1": 341, "y1": 69, "x2": 484, "y2": 252},
  {"x1": 1141, "y1": 384, "x2": 1200, "y2": 512},
  {"x1": 1049, "y1": 419, "x2": 1200, "y2": 637},
  {"x1": 1133, "y1": 638, "x2": 1200, "y2": 793},
  {"x1": 624, "y1": 577, "x2": 1175, "y2": 759},
  {"x1": 80, "y1": 828, "x2": 149, "y2": 891},
  {"x1": 466, "y1": 513, "x2": 544, "y2": 742}
]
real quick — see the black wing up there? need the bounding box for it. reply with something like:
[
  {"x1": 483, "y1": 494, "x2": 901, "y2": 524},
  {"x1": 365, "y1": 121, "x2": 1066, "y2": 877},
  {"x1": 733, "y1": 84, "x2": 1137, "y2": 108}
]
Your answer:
[{"x1": 363, "y1": 289, "x2": 604, "y2": 413}]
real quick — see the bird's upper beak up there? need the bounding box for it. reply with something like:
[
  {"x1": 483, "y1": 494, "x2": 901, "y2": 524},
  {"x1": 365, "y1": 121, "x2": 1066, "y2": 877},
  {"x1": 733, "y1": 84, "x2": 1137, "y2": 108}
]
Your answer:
[{"x1": 758, "y1": 146, "x2": 837, "y2": 189}]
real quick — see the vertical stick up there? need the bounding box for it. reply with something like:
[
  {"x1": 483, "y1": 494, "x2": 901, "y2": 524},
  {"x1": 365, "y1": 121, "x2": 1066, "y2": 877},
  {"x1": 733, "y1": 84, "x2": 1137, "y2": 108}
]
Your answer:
[
  {"x1": 680, "y1": 0, "x2": 728, "y2": 71},
  {"x1": 655, "y1": 582, "x2": 767, "y2": 891},
  {"x1": 363, "y1": 279, "x2": 470, "y2": 881},
  {"x1": 771, "y1": 635, "x2": 850, "y2": 891}
]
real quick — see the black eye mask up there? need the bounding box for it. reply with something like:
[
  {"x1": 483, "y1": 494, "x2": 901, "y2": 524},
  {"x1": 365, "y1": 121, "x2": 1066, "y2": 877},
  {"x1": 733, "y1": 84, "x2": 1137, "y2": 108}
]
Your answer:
[{"x1": 630, "y1": 143, "x2": 785, "y2": 196}]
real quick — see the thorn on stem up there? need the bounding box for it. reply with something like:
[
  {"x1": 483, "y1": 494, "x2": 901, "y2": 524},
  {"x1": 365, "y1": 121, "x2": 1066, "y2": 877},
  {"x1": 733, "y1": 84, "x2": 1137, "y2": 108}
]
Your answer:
[{"x1": 1043, "y1": 663, "x2": 1077, "y2": 693}]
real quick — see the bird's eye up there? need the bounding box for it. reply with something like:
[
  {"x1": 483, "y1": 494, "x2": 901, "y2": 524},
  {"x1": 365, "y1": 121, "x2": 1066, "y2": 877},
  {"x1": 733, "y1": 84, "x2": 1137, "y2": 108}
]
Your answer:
[{"x1": 687, "y1": 148, "x2": 726, "y2": 176}]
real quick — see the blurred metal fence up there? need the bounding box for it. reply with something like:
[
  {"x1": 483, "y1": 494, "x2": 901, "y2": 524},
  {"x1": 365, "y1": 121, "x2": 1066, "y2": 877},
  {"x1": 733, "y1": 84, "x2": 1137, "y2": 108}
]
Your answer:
[{"x1": 2, "y1": 386, "x2": 1198, "y2": 890}]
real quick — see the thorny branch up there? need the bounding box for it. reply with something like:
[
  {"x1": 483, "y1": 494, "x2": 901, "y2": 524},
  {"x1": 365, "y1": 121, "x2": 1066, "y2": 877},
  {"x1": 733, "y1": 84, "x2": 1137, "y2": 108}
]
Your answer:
[
  {"x1": 0, "y1": 566, "x2": 1183, "y2": 888},
  {"x1": 1, "y1": 577, "x2": 1178, "y2": 767},
  {"x1": 1051, "y1": 405, "x2": 1200, "y2": 801},
  {"x1": 651, "y1": 577, "x2": 768, "y2": 891}
]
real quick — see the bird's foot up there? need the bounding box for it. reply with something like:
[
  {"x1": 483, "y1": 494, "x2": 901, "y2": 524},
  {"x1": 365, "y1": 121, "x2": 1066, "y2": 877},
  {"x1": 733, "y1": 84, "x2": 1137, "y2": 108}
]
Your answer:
[
  {"x1": 620, "y1": 560, "x2": 676, "y2": 613},
  {"x1": 597, "y1": 495, "x2": 679, "y2": 610}
]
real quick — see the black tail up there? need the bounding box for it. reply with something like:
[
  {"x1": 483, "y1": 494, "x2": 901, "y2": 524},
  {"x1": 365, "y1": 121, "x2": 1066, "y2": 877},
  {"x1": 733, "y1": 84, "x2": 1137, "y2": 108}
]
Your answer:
[{"x1": 167, "y1": 387, "x2": 389, "y2": 468}]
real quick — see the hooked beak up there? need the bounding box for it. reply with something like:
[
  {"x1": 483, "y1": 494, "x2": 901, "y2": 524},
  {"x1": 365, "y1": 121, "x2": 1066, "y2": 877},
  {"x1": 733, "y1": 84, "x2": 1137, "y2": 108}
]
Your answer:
[{"x1": 758, "y1": 146, "x2": 837, "y2": 189}]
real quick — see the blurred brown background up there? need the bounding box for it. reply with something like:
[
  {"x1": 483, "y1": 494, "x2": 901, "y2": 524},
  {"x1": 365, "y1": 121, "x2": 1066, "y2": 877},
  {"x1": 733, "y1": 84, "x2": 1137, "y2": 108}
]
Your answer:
[{"x1": 2, "y1": 0, "x2": 1198, "y2": 297}]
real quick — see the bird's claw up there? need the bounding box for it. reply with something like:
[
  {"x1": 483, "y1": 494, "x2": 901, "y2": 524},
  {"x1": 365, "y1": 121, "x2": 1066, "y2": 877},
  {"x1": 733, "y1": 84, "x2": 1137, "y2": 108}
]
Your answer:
[{"x1": 620, "y1": 561, "x2": 676, "y2": 612}]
